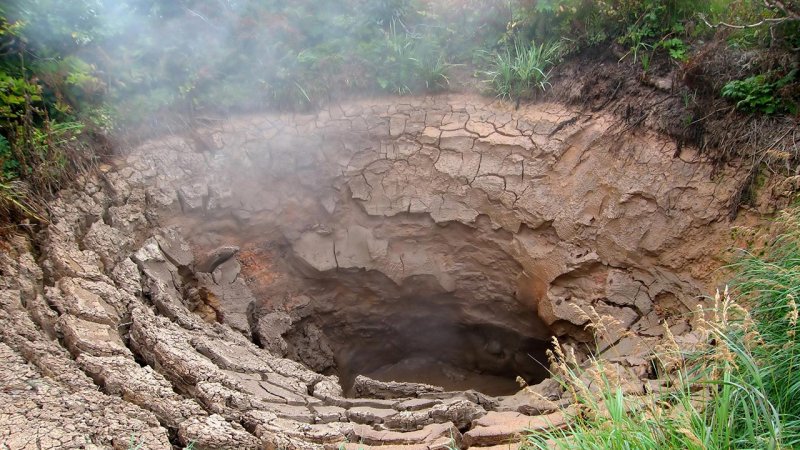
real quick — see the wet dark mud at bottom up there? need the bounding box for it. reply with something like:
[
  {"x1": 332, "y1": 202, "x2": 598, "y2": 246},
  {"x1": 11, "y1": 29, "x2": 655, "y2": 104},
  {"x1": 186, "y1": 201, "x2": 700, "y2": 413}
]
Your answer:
[
  {"x1": 342, "y1": 325, "x2": 552, "y2": 397},
  {"x1": 278, "y1": 274, "x2": 554, "y2": 397}
]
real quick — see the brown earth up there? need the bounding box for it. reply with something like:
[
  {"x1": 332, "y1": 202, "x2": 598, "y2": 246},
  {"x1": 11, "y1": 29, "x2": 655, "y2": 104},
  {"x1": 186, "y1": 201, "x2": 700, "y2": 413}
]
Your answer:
[{"x1": 0, "y1": 93, "x2": 783, "y2": 449}]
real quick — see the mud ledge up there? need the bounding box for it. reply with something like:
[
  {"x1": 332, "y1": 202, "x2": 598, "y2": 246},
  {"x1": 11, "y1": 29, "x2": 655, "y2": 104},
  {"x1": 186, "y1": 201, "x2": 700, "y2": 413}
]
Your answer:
[{"x1": 0, "y1": 94, "x2": 767, "y2": 449}]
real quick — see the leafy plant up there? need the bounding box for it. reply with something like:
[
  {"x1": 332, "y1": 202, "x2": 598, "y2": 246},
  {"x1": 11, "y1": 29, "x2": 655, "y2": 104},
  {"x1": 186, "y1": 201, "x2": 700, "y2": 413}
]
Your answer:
[
  {"x1": 0, "y1": 72, "x2": 42, "y2": 121},
  {"x1": 660, "y1": 37, "x2": 689, "y2": 62},
  {"x1": 526, "y1": 289, "x2": 784, "y2": 449},
  {"x1": 721, "y1": 70, "x2": 798, "y2": 115}
]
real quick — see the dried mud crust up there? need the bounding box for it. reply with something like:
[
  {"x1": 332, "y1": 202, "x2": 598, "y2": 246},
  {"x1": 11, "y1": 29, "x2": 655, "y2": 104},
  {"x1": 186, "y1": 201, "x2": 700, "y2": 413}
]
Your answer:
[{"x1": 0, "y1": 94, "x2": 773, "y2": 449}]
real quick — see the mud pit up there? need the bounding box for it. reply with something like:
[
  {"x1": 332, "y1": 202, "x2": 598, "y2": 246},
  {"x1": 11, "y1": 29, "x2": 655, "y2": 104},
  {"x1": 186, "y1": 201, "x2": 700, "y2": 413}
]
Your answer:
[
  {"x1": 0, "y1": 94, "x2": 751, "y2": 449},
  {"x1": 162, "y1": 95, "x2": 740, "y2": 395}
]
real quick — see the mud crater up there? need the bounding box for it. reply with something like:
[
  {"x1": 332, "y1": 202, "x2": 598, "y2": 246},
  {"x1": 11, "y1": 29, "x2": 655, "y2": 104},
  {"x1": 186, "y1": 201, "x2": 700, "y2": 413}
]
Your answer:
[
  {"x1": 0, "y1": 95, "x2": 753, "y2": 449},
  {"x1": 159, "y1": 95, "x2": 741, "y2": 399}
]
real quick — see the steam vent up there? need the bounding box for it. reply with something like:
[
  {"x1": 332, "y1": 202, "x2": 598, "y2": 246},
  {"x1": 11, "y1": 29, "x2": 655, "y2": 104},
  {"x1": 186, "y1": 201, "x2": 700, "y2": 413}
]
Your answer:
[{"x1": 2, "y1": 95, "x2": 749, "y2": 448}]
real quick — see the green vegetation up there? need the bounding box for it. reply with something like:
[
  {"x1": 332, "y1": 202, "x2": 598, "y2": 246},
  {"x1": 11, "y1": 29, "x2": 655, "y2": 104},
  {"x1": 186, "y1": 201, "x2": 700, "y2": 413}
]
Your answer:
[
  {"x1": 372, "y1": 21, "x2": 451, "y2": 95},
  {"x1": 502, "y1": 0, "x2": 799, "y2": 99},
  {"x1": 482, "y1": 38, "x2": 560, "y2": 102},
  {"x1": 524, "y1": 209, "x2": 800, "y2": 449},
  {"x1": 722, "y1": 70, "x2": 798, "y2": 115},
  {"x1": 732, "y1": 210, "x2": 800, "y2": 447}
]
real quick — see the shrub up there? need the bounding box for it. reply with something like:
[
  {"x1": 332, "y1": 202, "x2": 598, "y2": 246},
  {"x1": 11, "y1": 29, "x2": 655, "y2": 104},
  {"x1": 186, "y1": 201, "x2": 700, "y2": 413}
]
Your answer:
[{"x1": 526, "y1": 289, "x2": 784, "y2": 449}]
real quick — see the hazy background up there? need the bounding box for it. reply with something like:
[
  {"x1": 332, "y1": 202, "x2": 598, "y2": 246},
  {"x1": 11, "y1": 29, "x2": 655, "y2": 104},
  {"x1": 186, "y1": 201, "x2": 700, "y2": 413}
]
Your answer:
[{"x1": 2, "y1": 0, "x2": 511, "y2": 129}]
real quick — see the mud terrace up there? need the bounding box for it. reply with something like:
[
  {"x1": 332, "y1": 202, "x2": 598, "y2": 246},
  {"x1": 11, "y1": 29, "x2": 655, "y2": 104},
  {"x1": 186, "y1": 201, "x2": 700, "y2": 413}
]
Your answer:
[{"x1": 0, "y1": 95, "x2": 755, "y2": 449}]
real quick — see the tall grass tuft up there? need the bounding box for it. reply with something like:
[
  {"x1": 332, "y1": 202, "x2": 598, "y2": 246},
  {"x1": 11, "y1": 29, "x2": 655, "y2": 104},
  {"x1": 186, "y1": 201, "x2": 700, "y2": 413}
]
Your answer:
[
  {"x1": 730, "y1": 208, "x2": 800, "y2": 447},
  {"x1": 525, "y1": 206, "x2": 800, "y2": 450},
  {"x1": 482, "y1": 38, "x2": 560, "y2": 102},
  {"x1": 372, "y1": 20, "x2": 450, "y2": 95}
]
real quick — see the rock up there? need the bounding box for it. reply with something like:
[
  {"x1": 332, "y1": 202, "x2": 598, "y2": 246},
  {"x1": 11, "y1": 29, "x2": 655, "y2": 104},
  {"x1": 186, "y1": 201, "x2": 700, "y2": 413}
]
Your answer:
[
  {"x1": 347, "y1": 406, "x2": 399, "y2": 424},
  {"x1": 197, "y1": 272, "x2": 253, "y2": 336},
  {"x1": 128, "y1": 308, "x2": 235, "y2": 391},
  {"x1": 294, "y1": 232, "x2": 337, "y2": 272},
  {"x1": 155, "y1": 227, "x2": 194, "y2": 267},
  {"x1": 384, "y1": 409, "x2": 433, "y2": 431},
  {"x1": 110, "y1": 257, "x2": 142, "y2": 297},
  {"x1": 132, "y1": 237, "x2": 180, "y2": 289},
  {"x1": 286, "y1": 321, "x2": 336, "y2": 373},
  {"x1": 245, "y1": 412, "x2": 352, "y2": 446},
  {"x1": 47, "y1": 278, "x2": 120, "y2": 326},
  {"x1": 78, "y1": 354, "x2": 206, "y2": 428},
  {"x1": 46, "y1": 238, "x2": 109, "y2": 283},
  {"x1": 396, "y1": 398, "x2": 442, "y2": 411},
  {"x1": 266, "y1": 357, "x2": 324, "y2": 387},
  {"x1": 149, "y1": 278, "x2": 210, "y2": 329},
  {"x1": 313, "y1": 376, "x2": 345, "y2": 399},
  {"x1": 2, "y1": 96, "x2": 748, "y2": 450},
  {"x1": 351, "y1": 422, "x2": 462, "y2": 447},
  {"x1": 254, "y1": 311, "x2": 292, "y2": 355},
  {"x1": 463, "y1": 410, "x2": 568, "y2": 447},
  {"x1": 496, "y1": 390, "x2": 560, "y2": 416},
  {"x1": 178, "y1": 183, "x2": 208, "y2": 213},
  {"x1": 526, "y1": 378, "x2": 563, "y2": 401},
  {"x1": 0, "y1": 342, "x2": 171, "y2": 449},
  {"x1": 196, "y1": 245, "x2": 240, "y2": 273},
  {"x1": 429, "y1": 399, "x2": 486, "y2": 429},
  {"x1": 225, "y1": 371, "x2": 287, "y2": 404},
  {"x1": 58, "y1": 315, "x2": 130, "y2": 357},
  {"x1": 311, "y1": 405, "x2": 348, "y2": 423},
  {"x1": 333, "y1": 225, "x2": 389, "y2": 269},
  {"x1": 178, "y1": 414, "x2": 260, "y2": 450},
  {"x1": 266, "y1": 404, "x2": 316, "y2": 423},
  {"x1": 191, "y1": 336, "x2": 273, "y2": 373},
  {"x1": 259, "y1": 377, "x2": 309, "y2": 406},
  {"x1": 212, "y1": 257, "x2": 240, "y2": 284},
  {"x1": 107, "y1": 200, "x2": 148, "y2": 235},
  {"x1": 390, "y1": 116, "x2": 406, "y2": 136},
  {"x1": 82, "y1": 220, "x2": 134, "y2": 270},
  {"x1": 353, "y1": 375, "x2": 444, "y2": 399}
]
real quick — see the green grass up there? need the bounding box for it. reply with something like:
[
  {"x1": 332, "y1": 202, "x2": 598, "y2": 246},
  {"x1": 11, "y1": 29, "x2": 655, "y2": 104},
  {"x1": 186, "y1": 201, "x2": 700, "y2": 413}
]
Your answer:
[
  {"x1": 731, "y1": 209, "x2": 800, "y2": 447},
  {"x1": 525, "y1": 208, "x2": 800, "y2": 450},
  {"x1": 482, "y1": 38, "x2": 561, "y2": 102}
]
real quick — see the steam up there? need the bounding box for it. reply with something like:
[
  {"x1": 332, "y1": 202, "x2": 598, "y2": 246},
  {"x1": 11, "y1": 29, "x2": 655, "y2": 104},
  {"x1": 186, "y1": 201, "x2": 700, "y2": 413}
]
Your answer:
[{"x1": 8, "y1": 1, "x2": 512, "y2": 130}]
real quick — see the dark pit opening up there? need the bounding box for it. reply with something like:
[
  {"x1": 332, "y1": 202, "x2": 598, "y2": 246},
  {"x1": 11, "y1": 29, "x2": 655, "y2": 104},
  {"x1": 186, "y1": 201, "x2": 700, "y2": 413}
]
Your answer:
[
  {"x1": 261, "y1": 261, "x2": 555, "y2": 398},
  {"x1": 329, "y1": 297, "x2": 553, "y2": 397}
]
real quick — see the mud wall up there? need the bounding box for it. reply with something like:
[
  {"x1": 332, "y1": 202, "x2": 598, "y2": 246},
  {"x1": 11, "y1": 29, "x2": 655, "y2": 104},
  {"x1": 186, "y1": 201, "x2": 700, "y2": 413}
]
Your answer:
[{"x1": 128, "y1": 95, "x2": 744, "y2": 384}]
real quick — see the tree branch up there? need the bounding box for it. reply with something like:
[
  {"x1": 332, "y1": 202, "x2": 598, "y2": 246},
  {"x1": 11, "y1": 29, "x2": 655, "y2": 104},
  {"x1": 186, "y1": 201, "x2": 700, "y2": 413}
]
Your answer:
[{"x1": 698, "y1": 13, "x2": 798, "y2": 30}]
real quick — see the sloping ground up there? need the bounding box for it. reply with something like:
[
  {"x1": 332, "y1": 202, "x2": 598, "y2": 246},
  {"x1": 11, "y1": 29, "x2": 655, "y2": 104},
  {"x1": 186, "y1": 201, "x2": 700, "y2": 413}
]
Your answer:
[{"x1": 0, "y1": 94, "x2": 764, "y2": 449}]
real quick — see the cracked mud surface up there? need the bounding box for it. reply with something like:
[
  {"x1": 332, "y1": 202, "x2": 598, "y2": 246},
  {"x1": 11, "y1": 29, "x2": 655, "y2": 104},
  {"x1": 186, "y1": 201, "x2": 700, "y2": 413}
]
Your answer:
[{"x1": 0, "y1": 94, "x2": 755, "y2": 449}]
